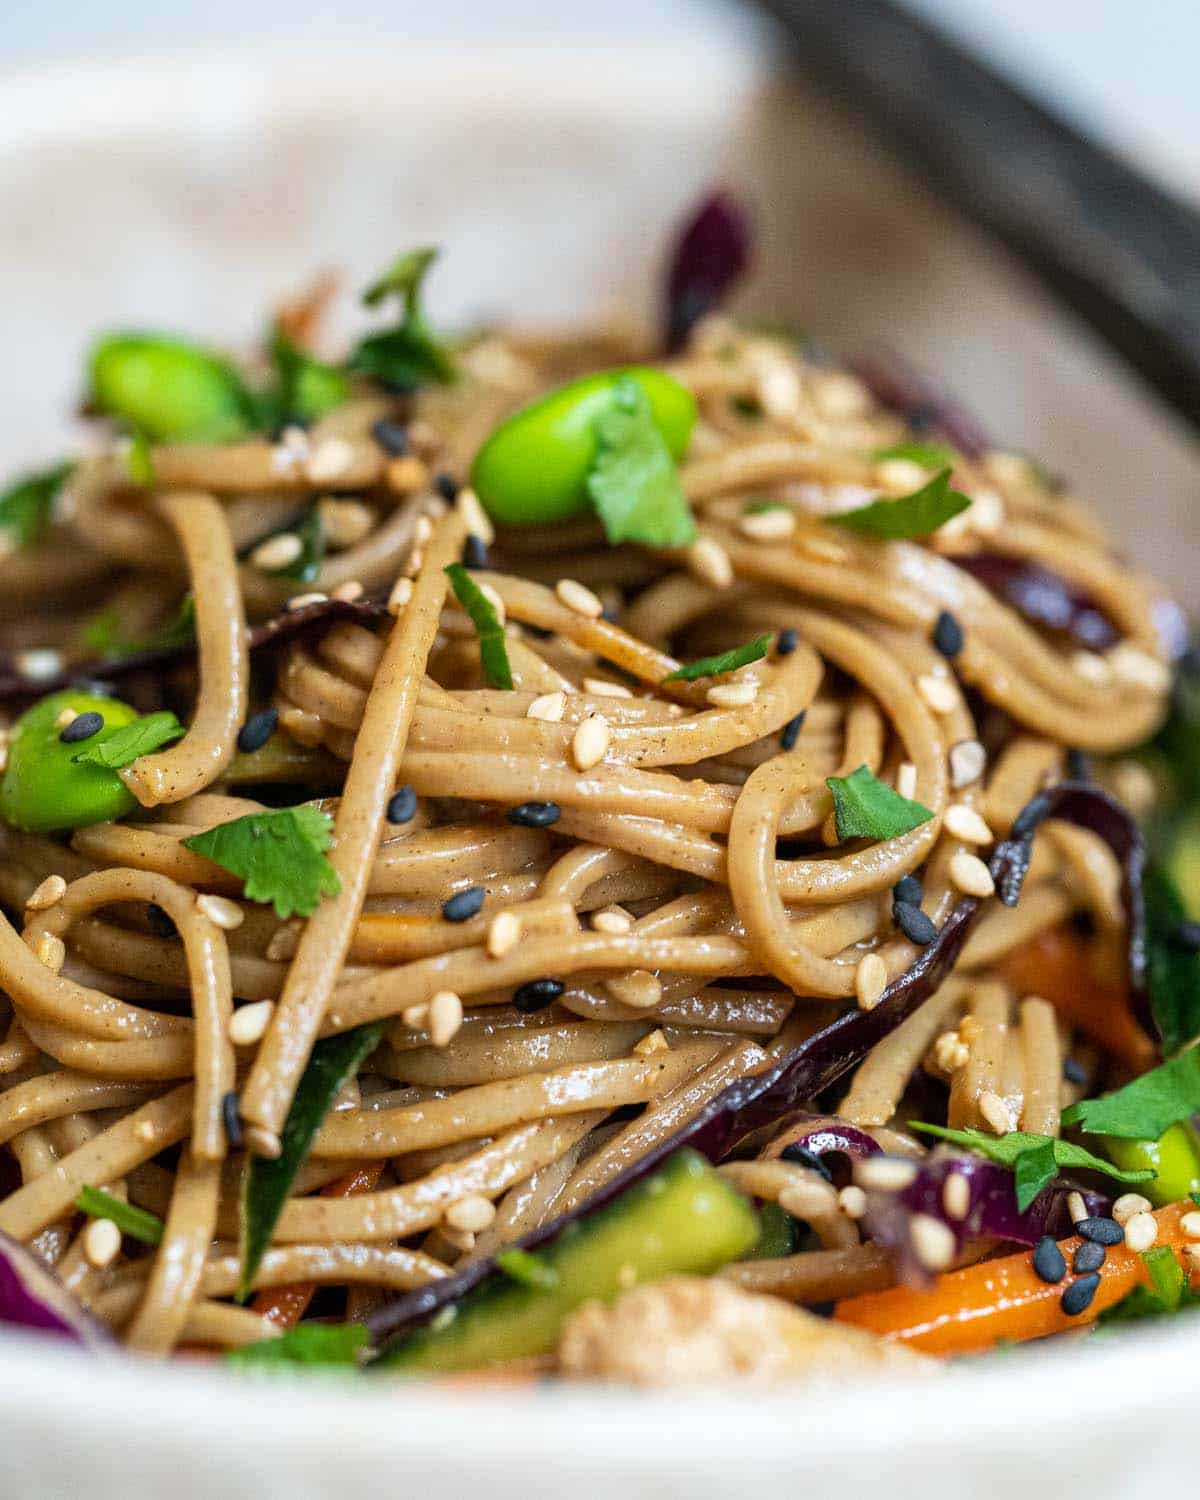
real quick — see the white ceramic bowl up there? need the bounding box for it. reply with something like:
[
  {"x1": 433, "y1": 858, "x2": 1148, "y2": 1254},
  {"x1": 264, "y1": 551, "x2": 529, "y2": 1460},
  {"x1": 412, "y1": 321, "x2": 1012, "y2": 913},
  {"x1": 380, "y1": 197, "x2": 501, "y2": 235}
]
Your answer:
[{"x1": 0, "y1": 41, "x2": 1196, "y2": 1499}]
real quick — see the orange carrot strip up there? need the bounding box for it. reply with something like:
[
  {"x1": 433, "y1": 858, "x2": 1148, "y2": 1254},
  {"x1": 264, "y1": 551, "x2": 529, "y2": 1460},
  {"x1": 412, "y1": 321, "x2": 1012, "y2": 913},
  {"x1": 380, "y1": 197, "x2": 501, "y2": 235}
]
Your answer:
[
  {"x1": 251, "y1": 1162, "x2": 383, "y2": 1330},
  {"x1": 834, "y1": 1203, "x2": 1193, "y2": 1355}
]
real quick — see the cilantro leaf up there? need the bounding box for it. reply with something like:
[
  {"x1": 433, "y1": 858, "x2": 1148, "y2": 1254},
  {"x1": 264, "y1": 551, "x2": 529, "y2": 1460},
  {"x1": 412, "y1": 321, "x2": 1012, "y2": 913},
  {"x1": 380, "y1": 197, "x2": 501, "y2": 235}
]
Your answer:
[
  {"x1": 348, "y1": 247, "x2": 455, "y2": 390},
  {"x1": 1061, "y1": 1049, "x2": 1200, "y2": 1140},
  {"x1": 269, "y1": 325, "x2": 349, "y2": 425},
  {"x1": 1098, "y1": 1246, "x2": 1200, "y2": 1328},
  {"x1": 76, "y1": 1186, "x2": 164, "y2": 1246},
  {"x1": 832, "y1": 467, "x2": 971, "y2": 540},
  {"x1": 1144, "y1": 863, "x2": 1200, "y2": 1057},
  {"x1": 871, "y1": 441, "x2": 958, "y2": 471},
  {"x1": 827, "y1": 765, "x2": 934, "y2": 842},
  {"x1": 910, "y1": 1122, "x2": 1154, "y2": 1209},
  {"x1": 444, "y1": 563, "x2": 513, "y2": 690},
  {"x1": 0, "y1": 462, "x2": 72, "y2": 549},
  {"x1": 183, "y1": 806, "x2": 342, "y2": 920},
  {"x1": 227, "y1": 1322, "x2": 368, "y2": 1370},
  {"x1": 585, "y1": 377, "x2": 696, "y2": 549},
  {"x1": 71, "y1": 711, "x2": 185, "y2": 770},
  {"x1": 664, "y1": 634, "x2": 772, "y2": 682}
]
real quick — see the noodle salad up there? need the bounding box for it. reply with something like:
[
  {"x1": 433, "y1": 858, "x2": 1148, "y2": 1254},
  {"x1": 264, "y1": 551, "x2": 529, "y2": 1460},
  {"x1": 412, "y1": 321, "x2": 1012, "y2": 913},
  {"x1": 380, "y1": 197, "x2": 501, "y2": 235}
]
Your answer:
[{"x1": 0, "y1": 195, "x2": 1196, "y2": 1382}]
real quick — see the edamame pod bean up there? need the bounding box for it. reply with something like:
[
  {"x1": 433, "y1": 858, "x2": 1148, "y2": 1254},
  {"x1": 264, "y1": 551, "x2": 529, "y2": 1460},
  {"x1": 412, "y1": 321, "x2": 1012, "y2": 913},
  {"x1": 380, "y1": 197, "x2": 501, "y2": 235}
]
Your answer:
[
  {"x1": 1104, "y1": 1121, "x2": 1200, "y2": 1206},
  {"x1": 0, "y1": 690, "x2": 141, "y2": 833},
  {"x1": 88, "y1": 333, "x2": 255, "y2": 443},
  {"x1": 470, "y1": 367, "x2": 696, "y2": 527}
]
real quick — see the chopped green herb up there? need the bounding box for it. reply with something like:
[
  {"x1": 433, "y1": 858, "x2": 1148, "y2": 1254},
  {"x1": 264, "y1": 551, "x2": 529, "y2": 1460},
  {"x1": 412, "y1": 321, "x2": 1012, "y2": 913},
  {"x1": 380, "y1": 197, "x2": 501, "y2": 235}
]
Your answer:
[
  {"x1": 1098, "y1": 1246, "x2": 1200, "y2": 1328},
  {"x1": 0, "y1": 463, "x2": 72, "y2": 549},
  {"x1": 348, "y1": 247, "x2": 455, "y2": 390},
  {"x1": 495, "y1": 1247, "x2": 560, "y2": 1291},
  {"x1": 444, "y1": 563, "x2": 513, "y2": 690},
  {"x1": 238, "y1": 1023, "x2": 385, "y2": 1299},
  {"x1": 183, "y1": 806, "x2": 342, "y2": 921},
  {"x1": 871, "y1": 441, "x2": 957, "y2": 471},
  {"x1": 827, "y1": 765, "x2": 934, "y2": 843},
  {"x1": 910, "y1": 1122, "x2": 1154, "y2": 1211},
  {"x1": 227, "y1": 1321, "x2": 369, "y2": 1370},
  {"x1": 1062, "y1": 1049, "x2": 1200, "y2": 1141},
  {"x1": 664, "y1": 634, "x2": 772, "y2": 683},
  {"x1": 71, "y1": 711, "x2": 184, "y2": 770},
  {"x1": 585, "y1": 376, "x2": 696, "y2": 549},
  {"x1": 742, "y1": 499, "x2": 790, "y2": 515},
  {"x1": 269, "y1": 325, "x2": 350, "y2": 425},
  {"x1": 832, "y1": 467, "x2": 971, "y2": 540},
  {"x1": 1144, "y1": 864, "x2": 1200, "y2": 1058},
  {"x1": 126, "y1": 432, "x2": 156, "y2": 487},
  {"x1": 76, "y1": 1186, "x2": 164, "y2": 1246},
  {"x1": 258, "y1": 506, "x2": 326, "y2": 585}
]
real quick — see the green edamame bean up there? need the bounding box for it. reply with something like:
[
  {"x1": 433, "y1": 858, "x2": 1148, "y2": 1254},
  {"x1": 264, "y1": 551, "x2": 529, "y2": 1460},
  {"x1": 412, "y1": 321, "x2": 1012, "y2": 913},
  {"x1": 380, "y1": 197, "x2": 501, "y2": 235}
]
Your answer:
[
  {"x1": 0, "y1": 690, "x2": 141, "y2": 833},
  {"x1": 88, "y1": 333, "x2": 255, "y2": 443},
  {"x1": 1104, "y1": 1121, "x2": 1200, "y2": 1206},
  {"x1": 470, "y1": 367, "x2": 696, "y2": 527}
]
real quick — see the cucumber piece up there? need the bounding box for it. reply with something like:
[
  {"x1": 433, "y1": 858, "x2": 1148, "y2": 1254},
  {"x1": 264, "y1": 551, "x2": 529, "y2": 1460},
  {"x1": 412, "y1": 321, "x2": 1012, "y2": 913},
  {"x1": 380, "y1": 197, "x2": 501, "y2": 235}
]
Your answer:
[
  {"x1": 739, "y1": 1199, "x2": 798, "y2": 1261},
  {"x1": 374, "y1": 1149, "x2": 758, "y2": 1373}
]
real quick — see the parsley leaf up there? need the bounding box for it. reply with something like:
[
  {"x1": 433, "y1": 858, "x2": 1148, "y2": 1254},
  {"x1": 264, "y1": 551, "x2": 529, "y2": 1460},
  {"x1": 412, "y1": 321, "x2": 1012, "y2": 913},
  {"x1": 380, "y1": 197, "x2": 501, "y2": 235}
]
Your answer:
[
  {"x1": 1144, "y1": 863, "x2": 1200, "y2": 1058},
  {"x1": 0, "y1": 462, "x2": 72, "y2": 549},
  {"x1": 76, "y1": 1186, "x2": 164, "y2": 1246},
  {"x1": 444, "y1": 563, "x2": 513, "y2": 690},
  {"x1": 664, "y1": 634, "x2": 772, "y2": 682},
  {"x1": 227, "y1": 1322, "x2": 369, "y2": 1370},
  {"x1": 832, "y1": 467, "x2": 971, "y2": 540},
  {"x1": 827, "y1": 765, "x2": 934, "y2": 842},
  {"x1": 1098, "y1": 1246, "x2": 1200, "y2": 1328},
  {"x1": 347, "y1": 247, "x2": 455, "y2": 390},
  {"x1": 183, "y1": 806, "x2": 342, "y2": 920},
  {"x1": 871, "y1": 441, "x2": 958, "y2": 471},
  {"x1": 269, "y1": 325, "x2": 349, "y2": 425},
  {"x1": 585, "y1": 377, "x2": 696, "y2": 549},
  {"x1": 71, "y1": 711, "x2": 185, "y2": 770},
  {"x1": 1061, "y1": 1049, "x2": 1200, "y2": 1140},
  {"x1": 910, "y1": 1122, "x2": 1154, "y2": 1210}
]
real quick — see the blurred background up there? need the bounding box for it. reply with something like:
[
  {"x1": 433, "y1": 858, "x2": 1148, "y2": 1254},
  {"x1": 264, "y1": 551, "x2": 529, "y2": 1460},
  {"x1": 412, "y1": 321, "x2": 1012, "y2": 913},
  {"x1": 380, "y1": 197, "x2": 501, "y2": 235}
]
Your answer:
[{"x1": 2, "y1": 0, "x2": 1197, "y2": 588}]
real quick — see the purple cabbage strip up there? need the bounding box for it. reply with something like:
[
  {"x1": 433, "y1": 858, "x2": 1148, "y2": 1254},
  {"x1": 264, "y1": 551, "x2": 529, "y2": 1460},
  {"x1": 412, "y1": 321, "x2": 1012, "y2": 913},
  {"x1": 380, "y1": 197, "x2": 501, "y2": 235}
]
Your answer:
[
  {"x1": 663, "y1": 192, "x2": 753, "y2": 353},
  {"x1": 956, "y1": 554, "x2": 1120, "y2": 653},
  {"x1": 0, "y1": 1230, "x2": 110, "y2": 1347},
  {"x1": 785, "y1": 1119, "x2": 881, "y2": 1166}
]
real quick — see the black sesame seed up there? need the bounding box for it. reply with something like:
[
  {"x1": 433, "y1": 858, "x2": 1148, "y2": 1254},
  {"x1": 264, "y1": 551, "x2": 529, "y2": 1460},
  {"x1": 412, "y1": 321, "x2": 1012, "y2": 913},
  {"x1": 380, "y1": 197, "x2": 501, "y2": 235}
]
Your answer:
[
  {"x1": 776, "y1": 628, "x2": 799, "y2": 657},
  {"x1": 1073, "y1": 1241, "x2": 1106, "y2": 1274},
  {"x1": 1062, "y1": 1057, "x2": 1088, "y2": 1086},
  {"x1": 434, "y1": 472, "x2": 459, "y2": 502},
  {"x1": 370, "y1": 418, "x2": 409, "y2": 456},
  {"x1": 386, "y1": 786, "x2": 418, "y2": 824},
  {"x1": 1061, "y1": 1273, "x2": 1101, "y2": 1317},
  {"x1": 222, "y1": 1091, "x2": 244, "y2": 1152},
  {"x1": 1075, "y1": 1216, "x2": 1124, "y2": 1247},
  {"x1": 906, "y1": 403, "x2": 939, "y2": 435},
  {"x1": 512, "y1": 978, "x2": 565, "y2": 1014},
  {"x1": 1031, "y1": 1235, "x2": 1066, "y2": 1284},
  {"x1": 236, "y1": 707, "x2": 278, "y2": 755},
  {"x1": 780, "y1": 712, "x2": 806, "y2": 751},
  {"x1": 932, "y1": 610, "x2": 964, "y2": 660},
  {"x1": 1065, "y1": 747, "x2": 1091, "y2": 781},
  {"x1": 893, "y1": 875, "x2": 923, "y2": 908},
  {"x1": 780, "y1": 1143, "x2": 833, "y2": 1182},
  {"x1": 1174, "y1": 918, "x2": 1200, "y2": 952},
  {"x1": 894, "y1": 900, "x2": 938, "y2": 947},
  {"x1": 442, "y1": 885, "x2": 486, "y2": 923},
  {"x1": 146, "y1": 903, "x2": 176, "y2": 938},
  {"x1": 462, "y1": 534, "x2": 489, "y2": 570},
  {"x1": 507, "y1": 801, "x2": 561, "y2": 829},
  {"x1": 59, "y1": 710, "x2": 104, "y2": 744}
]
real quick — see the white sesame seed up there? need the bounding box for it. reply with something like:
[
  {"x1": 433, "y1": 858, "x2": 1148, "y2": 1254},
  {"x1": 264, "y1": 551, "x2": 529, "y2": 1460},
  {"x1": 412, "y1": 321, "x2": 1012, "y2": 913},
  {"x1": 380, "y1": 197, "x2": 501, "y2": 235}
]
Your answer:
[
  {"x1": 331, "y1": 580, "x2": 365, "y2": 602},
  {"x1": 1072, "y1": 650, "x2": 1112, "y2": 684},
  {"x1": 617, "y1": 970, "x2": 663, "y2": 1009},
  {"x1": 54, "y1": 707, "x2": 78, "y2": 731},
  {"x1": 1068, "y1": 1191, "x2": 1088, "y2": 1227},
  {"x1": 440, "y1": 1225, "x2": 476, "y2": 1253},
  {"x1": 979, "y1": 1091, "x2": 1015, "y2": 1134},
  {"x1": 1124, "y1": 1211, "x2": 1158, "y2": 1253},
  {"x1": 1112, "y1": 1193, "x2": 1153, "y2": 1226},
  {"x1": 738, "y1": 508, "x2": 796, "y2": 541},
  {"x1": 942, "y1": 1172, "x2": 971, "y2": 1222},
  {"x1": 949, "y1": 738, "x2": 987, "y2": 789},
  {"x1": 306, "y1": 437, "x2": 355, "y2": 484},
  {"x1": 572, "y1": 714, "x2": 610, "y2": 770},
  {"x1": 413, "y1": 514, "x2": 434, "y2": 548},
  {"x1": 34, "y1": 933, "x2": 65, "y2": 971},
  {"x1": 318, "y1": 497, "x2": 374, "y2": 550},
  {"x1": 1179, "y1": 1211, "x2": 1200, "y2": 1240},
  {"x1": 944, "y1": 804, "x2": 994, "y2": 845},
  {"x1": 429, "y1": 990, "x2": 464, "y2": 1048},
  {"x1": 387, "y1": 576, "x2": 414, "y2": 615},
  {"x1": 456, "y1": 487, "x2": 495, "y2": 546},
  {"x1": 950, "y1": 849, "x2": 996, "y2": 898},
  {"x1": 592, "y1": 906, "x2": 633, "y2": 935},
  {"x1": 811, "y1": 371, "x2": 871, "y2": 420},
  {"x1": 917, "y1": 673, "x2": 958, "y2": 715},
  {"x1": 854, "y1": 1156, "x2": 919, "y2": 1192},
  {"x1": 896, "y1": 762, "x2": 918, "y2": 801},
  {"x1": 280, "y1": 425, "x2": 310, "y2": 456},
  {"x1": 444, "y1": 1194, "x2": 495, "y2": 1233},
  {"x1": 632, "y1": 1029, "x2": 669, "y2": 1057},
  {"x1": 686, "y1": 536, "x2": 733, "y2": 589},
  {"x1": 911, "y1": 1213, "x2": 957, "y2": 1271},
  {"x1": 969, "y1": 489, "x2": 1005, "y2": 534},
  {"x1": 983, "y1": 450, "x2": 1031, "y2": 487},
  {"x1": 855, "y1": 952, "x2": 888, "y2": 1011},
  {"x1": 197, "y1": 893, "x2": 245, "y2": 930},
  {"x1": 706, "y1": 680, "x2": 758, "y2": 708},
  {"x1": 838, "y1": 1185, "x2": 868, "y2": 1219},
  {"x1": 527, "y1": 691, "x2": 566, "y2": 723},
  {"x1": 934, "y1": 1030, "x2": 970, "y2": 1072},
  {"x1": 251, "y1": 532, "x2": 304, "y2": 572},
  {"x1": 266, "y1": 924, "x2": 300, "y2": 963},
  {"x1": 555, "y1": 578, "x2": 603, "y2": 619},
  {"x1": 229, "y1": 1001, "x2": 275, "y2": 1047},
  {"x1": 286, "y1": 591, "x2": 329, "y2": 611},
  {"x1": 405, "y1": 548, "x2": 425, "y2": 578},
  {"x1": 583, "y1": 677, "x2": 633, "y2": 698},
  {"x1": 16, "y1": 649, "x2": 63, "y2": 682},
  {"x1": 875, "y1": 458, "x2": 930, "y2": 493},
  {"x1": 401, "y1": 1003, "x2": 430, "y2": 1031},
  {"x1": 486, "y1": 911, "x2": 521, "y2": 958},
  {"x1": 795, "y1": 533, "x2": 850, "y2": 565},
  {"x1": 1108, "y1": 643, "x2": 1171, "y2": 693},
  {"x1": 25, "y1": 875, "x2": 67, "y2": 912},
  {"x1": 778, "y1": 1181, "x2": 836, "y2": 1221},
  {"x1": 84, "y1": 1217, "x2": 122, "y2": 1269}
]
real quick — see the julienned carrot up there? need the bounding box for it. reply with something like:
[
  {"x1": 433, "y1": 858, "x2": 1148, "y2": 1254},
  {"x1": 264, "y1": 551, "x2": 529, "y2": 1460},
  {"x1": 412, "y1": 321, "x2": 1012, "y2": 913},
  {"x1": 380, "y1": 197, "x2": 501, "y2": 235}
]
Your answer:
[
  {"x1": 834, "y1": 1203, "x2": 1193, "y2": 1355},
  {"x1": 251, "y1": 1162, "x2": 383, "y2": 1329}
]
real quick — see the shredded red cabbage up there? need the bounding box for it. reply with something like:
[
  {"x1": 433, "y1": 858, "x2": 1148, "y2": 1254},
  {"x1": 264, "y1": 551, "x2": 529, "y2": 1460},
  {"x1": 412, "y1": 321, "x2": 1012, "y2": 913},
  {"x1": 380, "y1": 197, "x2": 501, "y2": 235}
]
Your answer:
[
  {"x1": 0, "y1": 1230, "x2": 109, "y2": 1346},
  {"x1": 663, "y1": 192, "x2": 752, "y2": 353}
]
